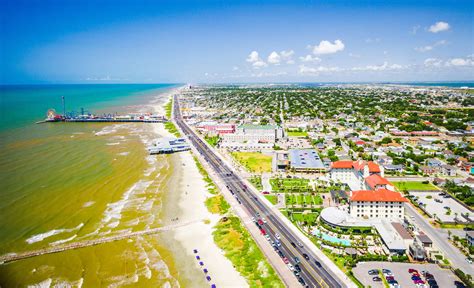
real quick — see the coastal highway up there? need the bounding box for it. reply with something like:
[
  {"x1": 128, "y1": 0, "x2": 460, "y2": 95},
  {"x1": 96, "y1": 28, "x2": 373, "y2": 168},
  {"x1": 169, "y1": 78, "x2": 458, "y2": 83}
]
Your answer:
[{"x1": 173, "y1": 95, "x2": 346, "y2": 288}]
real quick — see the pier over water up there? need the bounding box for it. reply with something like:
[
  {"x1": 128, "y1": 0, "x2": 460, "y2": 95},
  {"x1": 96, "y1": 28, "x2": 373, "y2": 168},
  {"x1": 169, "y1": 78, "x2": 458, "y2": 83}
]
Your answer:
[{"x1": 0, "y1": 220, "x2": 201, "y2": 265}]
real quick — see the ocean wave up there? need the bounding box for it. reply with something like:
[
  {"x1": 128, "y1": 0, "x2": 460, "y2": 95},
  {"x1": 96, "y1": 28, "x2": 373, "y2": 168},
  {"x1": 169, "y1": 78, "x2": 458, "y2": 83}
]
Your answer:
[
  {"x1": 106, "y1": 142, "x2": 120, "y2": 146},
  {"x1": 26, "y1": 223, "x2": 84, "y2": 244},
  {"x1": 50, "y1": 234, "x2": 77, "y2": 245},
  {"x1": 82, "y1": 201, "x2": 95, "y2": 208}
]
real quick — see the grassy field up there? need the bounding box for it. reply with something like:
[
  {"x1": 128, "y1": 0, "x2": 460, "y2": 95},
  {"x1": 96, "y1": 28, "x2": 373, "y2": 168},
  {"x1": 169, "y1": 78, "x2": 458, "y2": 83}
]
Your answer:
[
  {"x1": 264, "y1": 195, "x2": 278, "y2": 204},
  {"x1": 393, "y1": 181, "x2": 439, "y2": 191},
  {"x1": 291, "y1": 212, "x2": 319, "y2": 223},
  {"x1": 286, "y1": 194, "x2": 322, "y2": 206},
  {"x1": 204, "y1": 135, "x2": 219, "y2": 147},
  {"x1": 270, "y1": 178, "x2": 313, "y2": 193},
  {"x1": 193, "y1": 157, "x2": 218, "y2": 194},
  {"x1": 231, "y1": 152, "x2": 272, "y2": 173},
  {"x1": 164, "y1": 122, "x2": 181, "y2": 137},
  {"x1": 205, "y1": 195, "x2": 230, "y2": 214},
  {"x1": 249, "y1": 176, "x2": 263, "y2": 190},
  {"x1": 287, "y1": 130, "x2": 308, "y2": 137},
  {"x1": 213, "y1": 217, "x2": 284, "y2": 287}
]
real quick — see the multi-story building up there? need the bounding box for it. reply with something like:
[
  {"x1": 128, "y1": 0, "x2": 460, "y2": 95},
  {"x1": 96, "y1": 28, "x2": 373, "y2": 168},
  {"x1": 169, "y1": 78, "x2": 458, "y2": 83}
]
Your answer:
[
  {"x1": 330, "y1": 160, "x2": 385, "y2": 191},
  {"x1": 222, "y1": 124, "x2": 284, "y2": 144},
  {"x1": 349, "y1": 189, "x2": 408, "y2": 220}
]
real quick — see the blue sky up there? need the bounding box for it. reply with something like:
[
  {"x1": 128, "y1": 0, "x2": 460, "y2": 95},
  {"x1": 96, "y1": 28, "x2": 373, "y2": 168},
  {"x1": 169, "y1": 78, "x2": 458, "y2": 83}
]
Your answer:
[{"x1": 0, "y1": 0, "x2": 473, "y2": 84}]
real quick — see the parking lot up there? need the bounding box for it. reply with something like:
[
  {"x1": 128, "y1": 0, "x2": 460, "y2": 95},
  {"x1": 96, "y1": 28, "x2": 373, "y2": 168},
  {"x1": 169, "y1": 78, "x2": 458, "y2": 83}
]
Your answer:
[
  {"x1": 409, "y1": 191, "x2": 473, "y2": 223},
  {"x1": 353, "y1": 261, "x2": 461, "y2": 288}
]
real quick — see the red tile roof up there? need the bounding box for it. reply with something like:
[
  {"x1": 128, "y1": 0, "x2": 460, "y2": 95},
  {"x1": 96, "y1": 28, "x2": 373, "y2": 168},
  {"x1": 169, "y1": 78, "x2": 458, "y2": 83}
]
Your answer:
[
  {"x1": 367, "y1": 161, "x2": 381, "y2": 173},
  {"x1": 365, "y1": 174, "x2": 392, "y2": 189},
  {"x1": 331, "y1": 161, "x2": 354, "y2": 169},
  {"x1": 351, "y1": 189, "x2": 408, "y2": 202}
]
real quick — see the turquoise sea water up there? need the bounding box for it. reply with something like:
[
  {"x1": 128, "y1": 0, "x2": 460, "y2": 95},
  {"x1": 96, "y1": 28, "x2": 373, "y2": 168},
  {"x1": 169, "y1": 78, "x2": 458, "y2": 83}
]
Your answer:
[{"x1": 0, "y1": 84, "x2": 176, "y2": 132}]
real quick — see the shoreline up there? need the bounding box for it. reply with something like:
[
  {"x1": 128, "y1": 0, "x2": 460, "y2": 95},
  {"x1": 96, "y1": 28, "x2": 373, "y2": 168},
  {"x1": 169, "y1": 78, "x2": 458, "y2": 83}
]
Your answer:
[{"x1": 149, "y1": 89, "x2": 248, "y2": 287}]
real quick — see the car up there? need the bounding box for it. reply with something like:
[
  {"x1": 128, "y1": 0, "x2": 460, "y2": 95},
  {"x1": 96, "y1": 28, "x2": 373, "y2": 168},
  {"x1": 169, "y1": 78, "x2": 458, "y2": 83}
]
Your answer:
[
  {"x1": 454, "y1": 281, "x2": 467, "y2": 288},
  {"x1": 287, "y1": 263, "x2": 294, "y2": 271},
  {"x1": 257, "y1": 219, "x2": 264, "y2": 225},
  {"x1": 262, "y1": 218, "x2": 267, "y2": 224},
  {"x1": 387, "y1": 279, "x2": 398, "y2": 284},
  {"x1": 314, "y1": 260, "x2": 322, "y2": 267},
  {"x1": 466, "y1": 258, "x2": 473, "y2": 264},
  {"x1": 291, "y1": 242, "x2": 297, "y2": 248},
  {"x1": 264, "y1": 235, "x2": 270, "y2": 240},
  {"x1": 294, "y1": 257, "x2": 301, "y2": 264},
  {"x1": 260, "y1": 229, "x2": 266, "y2": 235},
  {"x1": 414, "y1": 279, "x2": 425, "y2": 284},
  {"x1": 275, "y1": 240, "x2": 281, "y2": 247},
  {"x1": 444, "y1": 206, "x2": 450, "y2": 209},
  {"x1": 302, "y1": 253, "x2": 310, "y2": 260},
  {"x1": 297, "y1": 241, "x2": 303, "y2": 248},
  {"x1": 270, "y1": 240, "x2": 275, "y2": 246},
  {"x1": 409, "y1": 268, "x2": 419, "y2": 274},
  {"x1": 386, "y1": 276, "x2": 395, "y2": 281},
  {"x1": 425, "y1": 273, "x2": 434, "y2": 279},
  {"x1": 372, "y1": 276, "x2": 382, "y2": 282},
  {"x1": 255, "y1": 212, "x2": 260, "y2": 217},
  {"x1": 251, "y1": 217, "x2": 256, "y2": 222},
  {"x1": 382, "y1": 269, "x2": 392, "y2": 274},
  {"x1": 297, "y1": 277, "x2": 306, "y2": 286},
  {"x1": 368, "y1": 269, "x2": 379, "y2": 275},
  {"x1": 294, "y1": 264, "x2": 301, "y2": 272},
  {"x1": 277, "y1": 250, "x2": 284, "y2": 258},
  {"x1": 293, "y1": 270, "x2": 300, "y2": 277},
  {"x1": 262, "y1": 191, "x2": 270, "y2": 195},
  {"x1": 283, "y1": 257, "x2": 289, "y2": 264},
  {"x1": 275, "y1": 233, "x2": 281, "y2": 240},
  {"x1": 384, "y1": 271, "x2": 394, "y2": 277}
]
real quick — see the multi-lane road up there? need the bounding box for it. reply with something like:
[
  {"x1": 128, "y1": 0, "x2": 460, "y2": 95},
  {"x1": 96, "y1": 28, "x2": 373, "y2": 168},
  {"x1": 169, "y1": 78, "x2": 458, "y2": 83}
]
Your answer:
[{"x1": 173, "y1": 94, "x2": 347, "y2": 288}]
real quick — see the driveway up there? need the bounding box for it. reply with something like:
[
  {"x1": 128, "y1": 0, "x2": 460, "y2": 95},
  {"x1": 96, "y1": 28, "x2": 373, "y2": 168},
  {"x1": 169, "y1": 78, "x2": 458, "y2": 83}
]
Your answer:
[{"x1": 405, "y1": 204, "x2": 474, "y2": 275}]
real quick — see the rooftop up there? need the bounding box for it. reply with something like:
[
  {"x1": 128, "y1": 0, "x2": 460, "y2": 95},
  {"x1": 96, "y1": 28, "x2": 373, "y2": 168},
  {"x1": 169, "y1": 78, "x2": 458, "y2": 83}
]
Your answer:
[
  {"x1": 351, "y1": 189, "x2": 408, "y2": 202},
  {"x1": 365, "y1": 174, "x2": 392, "y2": 189},
  {"x1": 289, "y1": 149, "x2": 325, "y2": 169}
]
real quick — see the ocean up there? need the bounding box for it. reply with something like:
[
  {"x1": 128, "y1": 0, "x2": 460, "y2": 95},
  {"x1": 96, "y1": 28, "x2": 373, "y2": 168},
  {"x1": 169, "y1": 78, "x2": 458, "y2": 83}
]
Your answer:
[{"x1": 0, "y1": 84, "x2": 194, "y2": 287}]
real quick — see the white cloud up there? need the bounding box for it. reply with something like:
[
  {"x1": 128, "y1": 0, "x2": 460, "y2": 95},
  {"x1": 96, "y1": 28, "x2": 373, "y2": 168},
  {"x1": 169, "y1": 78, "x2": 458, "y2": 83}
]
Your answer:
[
  {"x1": 280, "y1": 50, "x2": 295, "y2": 64},
  {"x1": 415, "y1": 40, "x2": 447, "y2": 52},
  {"x1": 246, "y1": 51, "x2": 260, "y2": 63},
  {"x1": 246, "y1": 51, "x2": 267, "y2": 68},
  {"x1": 232, "y1": 66, "x2": 239, "y2": 71},
  {"x1": 424, "y1": 58, "x2": 443, "y2": 67},
  {"x1": 352, "y1": 62, "x2": 405, "y2": 71},
  {"x1": 298, "y1": 65, "x2": 341, "y2": 75},
  {"x1": 267, "y1": 51, "x2": 281, "y2": 65},
  {"x1": 252, "y1": 60, "x2": 267, "y2": 68},
  {"x1": 299, "y1": 55, "x2": 321, "y2": 63},
  {"x1": 428, "y1": 21, "x2": 450, "y2": 33},
  {"x1": 251, "y1": 71, "x2": 288, "y2": 78},
  {"x1": 445, "y1": 56, "x2": 474, "y2": 67},
  {"x1": 311, "y1": 40, "x2": 345, "y2": 55}
]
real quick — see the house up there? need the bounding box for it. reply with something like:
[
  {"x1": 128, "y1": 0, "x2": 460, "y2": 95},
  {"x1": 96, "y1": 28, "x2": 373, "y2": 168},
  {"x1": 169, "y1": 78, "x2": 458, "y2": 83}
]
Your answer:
[
  {"x1": 364, "y1": 174, "x2": 396, "y2": 191},
  {"x1": 421, "y1": 165, "x2": 438, "y2": 175},
  {"x1": 384, "y1": 164, "x2": 404, "y2": 173},
  {"x1": 416, "y1": 233, "x2": 433, "y2": 248},
  {"x1": 441, "y1": 165, "x2": 457, "y2": 177},
  {"x1": 426, "y1": 158, "x2": 443, "y2": 167}
]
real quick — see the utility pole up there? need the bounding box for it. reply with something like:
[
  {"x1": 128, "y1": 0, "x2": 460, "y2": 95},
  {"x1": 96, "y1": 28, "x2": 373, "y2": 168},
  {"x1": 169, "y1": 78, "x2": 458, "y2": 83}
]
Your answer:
[{"x1": 62, "y1": 96, "x2": 66, "y2": 118}]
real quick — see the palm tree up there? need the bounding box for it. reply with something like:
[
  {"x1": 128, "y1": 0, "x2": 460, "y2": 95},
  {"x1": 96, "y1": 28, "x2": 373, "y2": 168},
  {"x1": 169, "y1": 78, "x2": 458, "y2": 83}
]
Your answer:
[{"x1": 448, "y1": 230, "x2": 452, "y2": 240}]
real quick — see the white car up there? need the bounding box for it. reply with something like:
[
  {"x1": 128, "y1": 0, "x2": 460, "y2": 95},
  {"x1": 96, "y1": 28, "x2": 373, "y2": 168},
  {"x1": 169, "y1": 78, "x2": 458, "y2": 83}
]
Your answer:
[
  {"x1": 287, "y1": 263, "x2": 294, "y2": 271},
  {"x1": 275, "y1": 233, "x2": 281, "y2": 240},
  {"x1": 262, "y1": 218, "x2": 267, "y2": 224},
  {"x1": 467, "y1": 258, "x2": 473, "y2": 264},
  {"x1": 264, "y1": 235, "x2": 270, "y2": 240},
  {"x1": 251, "y1": 217, "x2": 256, "y2": 222}
]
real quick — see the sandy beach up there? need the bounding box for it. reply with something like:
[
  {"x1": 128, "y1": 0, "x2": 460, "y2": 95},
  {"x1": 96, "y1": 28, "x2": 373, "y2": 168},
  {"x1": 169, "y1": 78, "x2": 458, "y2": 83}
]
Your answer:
[{"x1": 150, "y1": 90, "x2": 248, "y2": 287}]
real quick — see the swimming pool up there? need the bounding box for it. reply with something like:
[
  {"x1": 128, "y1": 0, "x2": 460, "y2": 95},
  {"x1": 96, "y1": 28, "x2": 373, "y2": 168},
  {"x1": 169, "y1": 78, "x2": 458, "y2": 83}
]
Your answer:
[{"x1": 312, "y1": 228, "x2": 351, "y2": 246}]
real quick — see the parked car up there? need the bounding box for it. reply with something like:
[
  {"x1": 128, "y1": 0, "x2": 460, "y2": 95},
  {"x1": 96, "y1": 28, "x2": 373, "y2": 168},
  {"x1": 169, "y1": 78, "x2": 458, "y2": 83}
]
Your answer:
[
  {"x1": 287, "y1": 263, "x2": 294, "y2": 271},
  {"x1": 283, "y1": 257, "x2": 289, "y2": 264},
  {"x1": 368, "y1": 269, "x2": 379, "y2": 275},
  {"x1": 409, "y1": 268, "x2": 418, "y2": 274},
  {"x1": 294, "y1": 257, "x2": 301, "y2": 264},
  {"x1": 262, "y1": 191, "x2": 270, "y2": 195},
  {"x1": 466, "y1": 258, "x2": 473, "y2": 264},
  {"x1": 251, "y1": 217, "x2": 256, "y2": 222},
  {"x1": 260, "y1": 229, "x2": 266, "y2": 235},
  {"x1": 372, "y1": 276, "x2": 382, "y2": 281},
  {"x1": 257, "y1": 219, "x2": 264, "y2": 225},
  {"x1": 382, "y1": 269, "x2": 392, "y2": 274},
  {"x1": 261, "y1": 217, "x2": 267, "y2": 224},
  {"x1": 302, "y1": 253, "x2": 310, "y2": 260}
]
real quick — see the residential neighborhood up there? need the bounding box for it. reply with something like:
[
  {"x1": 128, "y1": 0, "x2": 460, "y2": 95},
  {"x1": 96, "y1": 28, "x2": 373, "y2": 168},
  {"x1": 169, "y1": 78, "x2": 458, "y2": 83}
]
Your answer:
[{"x1": 179, "y1": 84, "x2": 474, "y2": 287}]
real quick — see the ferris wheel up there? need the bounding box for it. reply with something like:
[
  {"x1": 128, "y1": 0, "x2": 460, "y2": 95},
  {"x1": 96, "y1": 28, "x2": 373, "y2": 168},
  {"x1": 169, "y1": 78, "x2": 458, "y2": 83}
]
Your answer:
[{"x1": 46, "y1": 109, "x2": 56, "y2": 119}]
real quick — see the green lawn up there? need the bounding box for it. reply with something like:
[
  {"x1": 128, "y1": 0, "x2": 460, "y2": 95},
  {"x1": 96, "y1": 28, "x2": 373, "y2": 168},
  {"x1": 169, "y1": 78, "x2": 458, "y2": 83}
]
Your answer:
[
  {"x1": 291, "y1": 212, "x2": 319, "y2": 223},
  {"x1": 285, "y1": 194, "x2": 322, "y2": 206},
  {"x1": 204, "y1": 135, "x2": 220, "y2": 147},
  {"x1": 231, "y1": 152, "x2": 272, "y2": 173},
  {"x1": 249, "y1": 176, "x2": 263, "y2": 190},
  {"x1": 287, "y1": 131, "x2": 308, "y2": 137},
  {"x1": 393, "y1": 181, "x2": 439, "y2": 191},
  {"x1": 264, "y1": 195, "x2": 278, "y2": 204},
  {"x1": 270, "y1": 178, "x2": 313, "y2": 193},
  {"x1": 213, "y1": 217, "x2": 284, "y2": 287}
]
